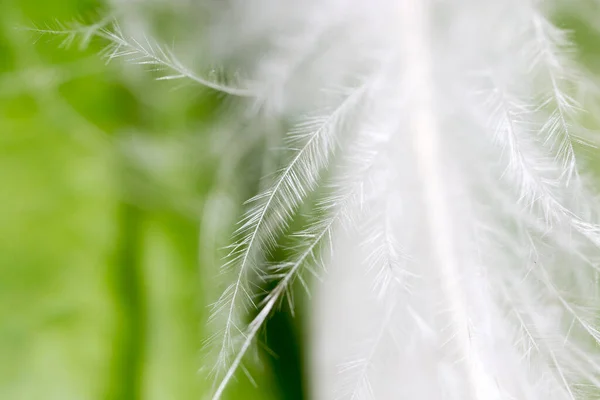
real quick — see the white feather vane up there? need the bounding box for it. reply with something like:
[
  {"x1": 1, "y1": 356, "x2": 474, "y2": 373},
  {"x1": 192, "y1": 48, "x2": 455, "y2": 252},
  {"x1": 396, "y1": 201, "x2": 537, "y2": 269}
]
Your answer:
[
  {"x1": 55, "y1": 0, "x2": 600, "y2": 398},
  {"x1": 204, "y1": 0, "x2": 600, "y2": 398}
]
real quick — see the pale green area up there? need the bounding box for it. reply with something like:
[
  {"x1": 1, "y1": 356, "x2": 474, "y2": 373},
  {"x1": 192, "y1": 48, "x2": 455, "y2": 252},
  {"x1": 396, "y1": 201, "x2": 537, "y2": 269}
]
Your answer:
[{"x1": 0, "y1": 1, "x2": 297, "y2": 399}]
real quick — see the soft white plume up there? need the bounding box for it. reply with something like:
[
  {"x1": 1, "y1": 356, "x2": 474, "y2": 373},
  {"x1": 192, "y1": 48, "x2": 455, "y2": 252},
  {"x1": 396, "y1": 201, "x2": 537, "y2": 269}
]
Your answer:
[
  {"x1": 50, "y1": 0, "x2": 600, "y2": 398},
  {"x1": 205, "y1": 0, "x2": 600, "y2": 398}
]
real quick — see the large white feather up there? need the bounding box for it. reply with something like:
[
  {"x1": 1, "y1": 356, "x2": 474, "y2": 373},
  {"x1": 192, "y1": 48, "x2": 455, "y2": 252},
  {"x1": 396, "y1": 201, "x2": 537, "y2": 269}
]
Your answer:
[{"x1": 57, "y1": 0, "x2": 600, "y2": 398}]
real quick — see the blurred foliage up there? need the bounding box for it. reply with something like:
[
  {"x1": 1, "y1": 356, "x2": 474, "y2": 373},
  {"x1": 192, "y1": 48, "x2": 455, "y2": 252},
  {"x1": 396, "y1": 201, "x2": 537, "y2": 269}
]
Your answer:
[{"x1": 0, "y1": 0, "x2": 304, "y2": 399}]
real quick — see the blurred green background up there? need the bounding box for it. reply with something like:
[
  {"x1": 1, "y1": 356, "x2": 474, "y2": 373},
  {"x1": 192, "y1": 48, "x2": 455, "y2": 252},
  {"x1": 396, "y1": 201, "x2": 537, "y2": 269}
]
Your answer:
[{"x1": 0, "y1": 0, "x2": 306, "y2": 399}]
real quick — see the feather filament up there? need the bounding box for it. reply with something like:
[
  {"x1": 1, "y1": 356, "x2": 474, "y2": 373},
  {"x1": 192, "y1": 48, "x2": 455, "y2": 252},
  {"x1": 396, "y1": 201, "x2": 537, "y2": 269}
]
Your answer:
[
  {"x1": 30, "y1": 15, "x2": 114, "y2": 50},
  {"x1": 34, "y1": 19, "x2": 252, "y2": 96},
  {"x1": 526, "y1": 2, "x2": 583, "y2": 184},
  {"x1": 99, "y1": 24, "x2": 253, "y2": 96},
  {"x1": 210, "y1": 69, "x2": 408, "y2": 395},
  {"x1": 208, "y1": 83, "x2": 370, "y2": 394}
]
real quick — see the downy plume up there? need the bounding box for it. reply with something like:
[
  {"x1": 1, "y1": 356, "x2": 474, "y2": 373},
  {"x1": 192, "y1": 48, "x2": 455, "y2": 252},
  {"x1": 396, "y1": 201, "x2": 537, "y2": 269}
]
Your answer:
[{"x1": 53, "y1": 0, "x2": 600, "y2": 398}]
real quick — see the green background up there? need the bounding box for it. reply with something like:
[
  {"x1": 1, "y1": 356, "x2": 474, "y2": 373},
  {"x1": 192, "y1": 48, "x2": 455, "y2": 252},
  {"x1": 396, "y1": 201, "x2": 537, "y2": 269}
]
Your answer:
[{"x1": 0, "y1": 0, "x2": 305, "y2": 399}]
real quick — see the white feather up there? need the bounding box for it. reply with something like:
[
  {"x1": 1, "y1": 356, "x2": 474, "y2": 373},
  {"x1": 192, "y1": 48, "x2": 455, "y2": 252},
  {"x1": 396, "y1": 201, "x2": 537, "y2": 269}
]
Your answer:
[{"x1": 56, "y1": 0, "x2": 600, "y2": 398}]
